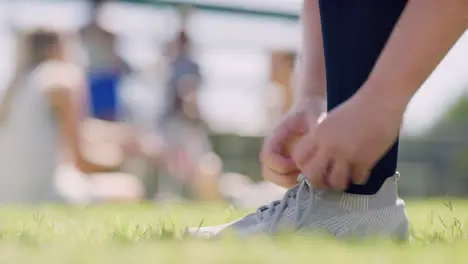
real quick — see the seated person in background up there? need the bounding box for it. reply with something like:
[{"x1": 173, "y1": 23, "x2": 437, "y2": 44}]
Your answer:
[
  {"x1": 81, "y1": 0, "x2": 130, "y2": 122},
  {"x1": 76, "y1": 0, "x2": 135, "y2": 176},
  {"x1": 0, "y1": 29, "x2": 118, "y2": 203},
  {"x1": 81, "y1": 23, "x2": 129, "y2": 122}
]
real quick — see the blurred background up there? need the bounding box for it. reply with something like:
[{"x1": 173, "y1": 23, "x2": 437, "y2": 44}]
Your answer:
[{"x1": 0, "y1": 0, "x2": 466, "y2": 206}]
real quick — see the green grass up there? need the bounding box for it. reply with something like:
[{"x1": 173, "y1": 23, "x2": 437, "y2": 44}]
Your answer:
[{"x1": 0, "y1": 199, "x2": 467, "y2": 263}]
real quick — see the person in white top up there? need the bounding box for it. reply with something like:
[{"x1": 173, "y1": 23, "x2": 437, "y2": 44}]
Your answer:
[{"x1": 0, "y1": 30, "x2": 118, "y2": 204}]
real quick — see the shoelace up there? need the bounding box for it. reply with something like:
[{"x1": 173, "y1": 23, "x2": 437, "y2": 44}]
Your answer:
[{"x1": 255, "y1": 174, "x2": 315, "y2": 233}]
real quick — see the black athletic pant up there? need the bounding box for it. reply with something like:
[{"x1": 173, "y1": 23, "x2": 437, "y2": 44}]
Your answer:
[{"x1": 318, "y1": 0, "x2": 408, "y2": 195}]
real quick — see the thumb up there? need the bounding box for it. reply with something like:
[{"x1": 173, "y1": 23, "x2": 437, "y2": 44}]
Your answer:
[
  {"x1": 263, "y1": 165, "x2": 300, "y2": 188},
  {"x1": 285, "y1": 134, "x2": 302, "y2": 155},
  {"x1": 260, "y1": 147, "x2": 296, "y2": 174},
  {"x1": 286, "y1": 112, "x2": 309, "y2": 135},
  {"x1": 261, "y1": 132, "x2": 296, "y2": 173},
  {"x1": 261, "y1": 132, "x2": 303, "y2": 174}
]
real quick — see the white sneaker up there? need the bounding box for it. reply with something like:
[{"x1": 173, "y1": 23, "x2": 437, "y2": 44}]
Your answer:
[{"x1": 184, "y1": 174, "x2": 409, "y2": 240}]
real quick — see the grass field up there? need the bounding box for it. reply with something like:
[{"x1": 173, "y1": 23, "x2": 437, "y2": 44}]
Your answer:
[{"x1": 0, "y1": 199, "x2": 466, "y2": 264}]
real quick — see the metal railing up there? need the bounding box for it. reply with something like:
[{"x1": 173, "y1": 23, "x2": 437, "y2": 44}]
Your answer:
[{"x1": 123, "y1": 0, "x2": 300, "y2": 21}]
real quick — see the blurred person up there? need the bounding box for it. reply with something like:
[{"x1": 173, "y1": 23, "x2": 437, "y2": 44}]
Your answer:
[
  {"x1": 160, "y1": 30, "x2": 202, "y2": 125},
  {"x1": 156, "y1": 30, "x2": 219, "y2": 201},
  {"x1": 57, "y1": 0, "x2": 147, "y2": 203},
  {"x1": 78, "y1": 0, "x2": 131, "y2": 170},
  {"x1": 81, "y1": 0, "x2": 130, "y2": 123},
  {"x1": 186, "y1": 0, "x2": 467, "y2": 239},
  {"x1": 0, "y1": 29, "x2": 115, "y2": 203}
]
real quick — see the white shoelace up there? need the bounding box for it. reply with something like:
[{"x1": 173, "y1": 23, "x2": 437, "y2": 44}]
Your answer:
[{"x1": 255, "y1": 174, "x2": 315, "y2": 233}]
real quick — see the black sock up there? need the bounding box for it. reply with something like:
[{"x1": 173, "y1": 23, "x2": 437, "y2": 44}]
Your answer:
[{"x1": 318, "y1": 0, "x2": 407, "y2": 195}]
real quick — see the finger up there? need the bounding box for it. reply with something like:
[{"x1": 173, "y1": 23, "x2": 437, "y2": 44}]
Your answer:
[
  {"x1": 302, "y1": 150, "x2": 330, "y2": 189},
  {"x1": 261, "y1": 132, "x2": 300, "y2": 173},
  {"x1": 291, "y1": 135, "x2": 317, "y2": 170},
  {"x1": 260, "y1": 136, "x2": 306, "y2": 173},
  {"x1": 350, "y1": 165, "x2": 371, "y2": 185},
  {"x1": 326, "y1": 159, "x2": 350, "y2": 191},
  {"x1": 262, "y1": 165, "x2": 300, "y2": 188},
  {"x1": 260, "y1": 149, "x2": 297, "y2": 174},
  {"x1": 285, "y1": 134, "x2": 303, "y2": 155},
  {"x1": 283, "y1": 112, "x2": 309, "y2": 135},
  {"x1": 269, "y1": 118, "x2": 305, "y2": 153}
]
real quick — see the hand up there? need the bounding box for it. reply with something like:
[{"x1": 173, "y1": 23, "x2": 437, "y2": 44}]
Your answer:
[
  {"x1": 260, "y1": 97, "x2": 326, "y2": 188},
  {"x1": 291, "y1": 91, "x2": 405, "y2": 190}
]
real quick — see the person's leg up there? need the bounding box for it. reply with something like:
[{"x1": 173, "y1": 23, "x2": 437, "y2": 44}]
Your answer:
[
  {"x1": 184, "y1": 0, "x2": 410, "y2": 240},
  {"x1": 319, "y1": 0, "x2": 408, "y2": 195}
]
